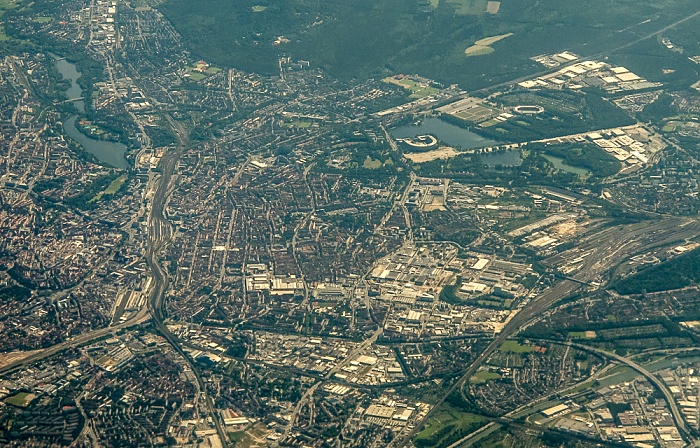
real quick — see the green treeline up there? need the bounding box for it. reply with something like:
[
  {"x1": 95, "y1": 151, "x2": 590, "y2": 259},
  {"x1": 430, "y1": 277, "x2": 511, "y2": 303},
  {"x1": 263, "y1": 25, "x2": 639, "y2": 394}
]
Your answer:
[
  {"x1": 613, "y1": 247, "x2": 700, "y2": 294},
  {"x1": 529, "y1": 142, "x2": 621, "y2": 178}
]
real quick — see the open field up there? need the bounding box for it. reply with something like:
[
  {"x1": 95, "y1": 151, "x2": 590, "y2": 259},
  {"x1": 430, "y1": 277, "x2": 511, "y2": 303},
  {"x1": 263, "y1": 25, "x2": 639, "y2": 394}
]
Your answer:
[
  {"x1": 414, "y1": 408, "x2": 487, "y2": 448},
  {"x1": 160, "y1": 0, "x2": 700, "y2": 89},
  {"x1": 283, "y1": 120, "x2": 312, "y2": 128},
  {"x1": 4, "y1": 392, "x2": 35, "y2": 407},
  {"x1": 465, "y1": 33, "x2": 513, "y2": 56},
  {"x1": 89, "y1": 174, "x2": 127, "y2": 203},
  {"x1": 447, "y1": 0, "x2": 489, "y2": 15},
  {"x1": 438, "y1": 97, "x2": 494, "y2": 121},
  {"x1": 486, "y1": 1, "x2": 500, "y2": 14},
  {"x1": 569, "y1": 330, "x2": 596, "y2": 339},
  {"x1": 404, "y1": 146, "x2": 461, "y2": 163},
  {"x1": 184, "y1": 62, "x2": 221, "y2": 81},
  {"x1": 499, "y1": 340, "x2": 534, "y2": 353},
  {"x1": 455, "y1": 105, "x2": 493, "y2": 121},
  {"x1": 363, "y1": 156, "x2": 383, "y2": 169},
  {"x1": 470, "y1": 370, "x2": 501, "y2": 384},
  {"x1": 383, "y1": 77, "x2": 441, "y2": 98},
  {"x1": 228, "y1": 423, "x2": 268, "y2": 447}
]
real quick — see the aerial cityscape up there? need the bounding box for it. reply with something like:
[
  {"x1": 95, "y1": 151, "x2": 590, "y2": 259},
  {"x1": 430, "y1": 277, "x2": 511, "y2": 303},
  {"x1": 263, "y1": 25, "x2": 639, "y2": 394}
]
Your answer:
[{"x1": 1, "y1": 0, "x2": 700, "y2": 447}]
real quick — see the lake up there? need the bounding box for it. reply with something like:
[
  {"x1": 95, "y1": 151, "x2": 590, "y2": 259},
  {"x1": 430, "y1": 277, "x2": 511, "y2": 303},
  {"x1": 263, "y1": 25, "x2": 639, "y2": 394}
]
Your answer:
[
  {"x1": 544, "y1": 155, "x2": 589, "y2": 176},
  {"x1": 64, "y1": 116, "x2": 129, "y2": 169},
  {"x1": 480, "y1": 150, "x2": 522, "y2": 167},
  {"x1": 392, "y1": 118, "x2": 498, "y2": 150},
  {"x1": 54, "y1": 57, "x2": 129, "y2": 169},
  {"x1": 392, "y1": 118, "x2": 521, "y2": 167},
  {"x1": 54, "y1": 56, "x2": 85, "y2": 113}
]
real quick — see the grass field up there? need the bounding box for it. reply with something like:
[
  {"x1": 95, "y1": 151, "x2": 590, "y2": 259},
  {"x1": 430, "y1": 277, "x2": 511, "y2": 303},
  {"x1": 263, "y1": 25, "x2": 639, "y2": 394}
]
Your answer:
[
  {"x1": 662, "y1": 124, "x2": 676, "y2": 132},
  {"x1": 363, "y1": 156, "x2": 383, "y2": 169},
  {"x1": 465, "y1": 33, "x2": 513, "y2": 56},
  {"x1": 447, "y1": 0, "x2": 489, "y2": 15},
  {"x1": 466, "y1": 46, "x2": 494, "y2": 57},
  {"x1": 185, "y1": 71, "x2": 206, "y2": 81},
  {"x1": 569, "y1": 331, "x2": 596, "y2": 339},
  {"x1": 499, "y1": 340, "x2": 534, "y2": 353},
  {"x1": 383, "y1": 77, "x2": 441, "y2": 98},
  {"x1": 283, "y1": 120, "x2": 312, "y2": 128},
  {"x1": 184, "y1": 63, "x2": 221, "y2": 81},
  {"x1": 454, "y1": 105, "x2": 493, "y2": 122},
  {"x1": 89, "y1": 174, "x2": 127, "y2": 203},
  {"x1": 479, "y1": 118, "x2": 500, "y2": 127},
  {"x1": 4, "y1": 392, "x2": 35, "y2": 407},
  {"x1": 470, "y1": 370, "x2": 501, "y2": 384},
  {"x1": 414, "y1": 408, "x2": 486, "y2": 448}
]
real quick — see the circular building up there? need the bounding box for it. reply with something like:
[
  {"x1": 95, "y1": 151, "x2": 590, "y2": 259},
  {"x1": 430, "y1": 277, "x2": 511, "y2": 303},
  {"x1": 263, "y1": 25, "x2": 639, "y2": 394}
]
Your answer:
[
  {"x1": 397, "y1": 134, "x2": 439, "y2": 152},
  {"x1": 513, "y1": 105, "x2": 545, "y2": 115}
]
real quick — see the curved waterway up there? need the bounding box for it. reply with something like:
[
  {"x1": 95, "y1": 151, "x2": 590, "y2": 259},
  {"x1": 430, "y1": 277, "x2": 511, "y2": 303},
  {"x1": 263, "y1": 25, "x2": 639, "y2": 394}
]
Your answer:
[
  {"x1": 63, "y1": 116, "x2": 129, "y2": 169},
  {"x1": 54, "y1": 56, "x2": 129, "y2": 169},
  {"x1": 54, "y1": 57, "x2": 85, "y2": 113}
]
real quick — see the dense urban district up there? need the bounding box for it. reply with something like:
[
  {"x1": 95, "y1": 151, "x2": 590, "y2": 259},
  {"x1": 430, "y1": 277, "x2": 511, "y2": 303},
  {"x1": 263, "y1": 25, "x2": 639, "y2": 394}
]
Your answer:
[{"x1": 1, "y1": 0, "x2": 700, "y2": 447}]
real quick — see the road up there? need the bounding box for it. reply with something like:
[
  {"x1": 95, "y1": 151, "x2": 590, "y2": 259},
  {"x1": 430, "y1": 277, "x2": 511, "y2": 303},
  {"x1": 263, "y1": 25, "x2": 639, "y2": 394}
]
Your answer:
[
  {"x1": 555, "y1": 340, "x2": 697, "y2": 443},
  {"x1": 143, "y1": 115, "x2": 230, "y2": 448},
  {"x1": 468, "y1": 7, "x2": 700, "y2": 96},
  {"x1": 396, "y1": 216, "x2": 700, "y2": 447},
  {"x1": 0, "y1": 307, "x2": 150, "y2": 375},
  {"x1": 0, "y1": 113, "x2": 232, "y2": 445}
]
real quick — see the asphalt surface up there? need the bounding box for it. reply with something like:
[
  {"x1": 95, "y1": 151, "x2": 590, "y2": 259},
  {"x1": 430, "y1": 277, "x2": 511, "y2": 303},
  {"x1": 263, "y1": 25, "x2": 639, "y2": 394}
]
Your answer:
[
  {"x1": 396, "y1": 216, "x2": 700, "y2": 447},
  {"x1": 143, "y1": 116, "x2": 230, "y2": 447}
]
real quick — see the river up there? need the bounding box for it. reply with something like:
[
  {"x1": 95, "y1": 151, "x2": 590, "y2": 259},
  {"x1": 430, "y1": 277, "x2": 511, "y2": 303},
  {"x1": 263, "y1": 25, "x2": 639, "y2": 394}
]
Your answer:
[{"x1": 54, "y1": 56, "x2": 129, "y2": 169}]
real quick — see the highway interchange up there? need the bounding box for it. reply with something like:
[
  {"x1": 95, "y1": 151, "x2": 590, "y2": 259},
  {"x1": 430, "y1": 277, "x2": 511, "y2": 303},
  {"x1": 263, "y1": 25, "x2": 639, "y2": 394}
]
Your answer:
[
  {"x1": 4, "y1": 8, "x2": 700, "y2": 441},
  {"x1": 3, "y1": 142, "x2": 700, "y2": 447},
  {"x1": 395, "y1": 216, "x2": 700, "y2": 447}
]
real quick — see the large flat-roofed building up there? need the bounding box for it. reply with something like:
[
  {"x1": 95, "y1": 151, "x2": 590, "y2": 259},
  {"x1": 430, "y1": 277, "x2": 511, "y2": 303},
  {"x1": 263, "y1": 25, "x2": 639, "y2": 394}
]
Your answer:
[
  {"x1": 365, "y1": 404, "x2": 395, "y2": 419},
  {"x1": 542, "y1": 403, "x2": 570, "y2": 417},
  {"x1": 471, "y1": 258, "x2": 490, "y2": 270}
]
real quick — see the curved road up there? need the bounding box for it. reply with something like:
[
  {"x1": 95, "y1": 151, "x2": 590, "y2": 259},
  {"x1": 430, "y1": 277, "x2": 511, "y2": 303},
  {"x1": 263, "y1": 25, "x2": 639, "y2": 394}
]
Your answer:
[
  {"x1": 396, "y1": 216, "x2": 700, "y2": 447},
  {"x1": 557, "y1": 340, "x2": 696, "y2": 443}
]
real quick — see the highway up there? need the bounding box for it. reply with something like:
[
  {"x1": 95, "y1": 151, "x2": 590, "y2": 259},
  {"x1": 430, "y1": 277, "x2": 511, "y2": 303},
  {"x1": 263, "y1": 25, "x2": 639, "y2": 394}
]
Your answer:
[
  {"x1": 395, "y1": 216, "x2": 700, "y2": 447},
  {"x1": 0, "y1": 115, "x2": 232, "y2": 444},
  {"x1": 0, "y1": 307, "x2": 150, "y2": 375},
  {"x1": 553, "y1": 340, "x2": 697, "y2": 443}
]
